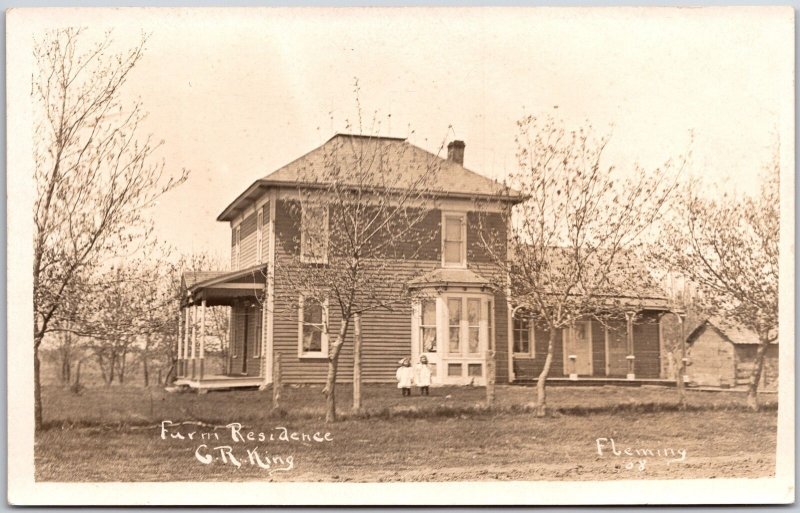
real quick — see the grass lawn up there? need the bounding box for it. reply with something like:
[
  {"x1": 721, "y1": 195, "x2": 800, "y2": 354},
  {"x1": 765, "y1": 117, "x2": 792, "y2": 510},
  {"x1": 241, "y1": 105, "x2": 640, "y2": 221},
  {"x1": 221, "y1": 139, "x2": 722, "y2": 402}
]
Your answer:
[{"x1": 35, "y1": 384, "x2": 777, "y2": 482}]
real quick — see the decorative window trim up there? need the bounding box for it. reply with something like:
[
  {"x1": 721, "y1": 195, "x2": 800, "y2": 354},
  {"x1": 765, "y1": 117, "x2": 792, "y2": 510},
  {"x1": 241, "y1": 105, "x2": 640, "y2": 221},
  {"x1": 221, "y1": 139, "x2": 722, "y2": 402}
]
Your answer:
[
  {"x1": 512, "y1": 313, "x2": 535, "y2": 358},
  {"x1": 297, "y1": 295, "x2": 329, "y2": 358},
  {"x1": 300, "y1": 204, "x2": 330, "y2": 264},
  {"x1": 441, "y1": 211, "x2": 467, "y2": 268}
]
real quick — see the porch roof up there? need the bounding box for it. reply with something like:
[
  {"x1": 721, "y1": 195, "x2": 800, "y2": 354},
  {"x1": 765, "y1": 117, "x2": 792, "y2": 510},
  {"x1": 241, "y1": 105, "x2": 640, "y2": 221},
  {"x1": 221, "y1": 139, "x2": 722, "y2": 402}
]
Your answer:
[{"x1": 181, "y1": 263, "x2": 267, "y2": 307}]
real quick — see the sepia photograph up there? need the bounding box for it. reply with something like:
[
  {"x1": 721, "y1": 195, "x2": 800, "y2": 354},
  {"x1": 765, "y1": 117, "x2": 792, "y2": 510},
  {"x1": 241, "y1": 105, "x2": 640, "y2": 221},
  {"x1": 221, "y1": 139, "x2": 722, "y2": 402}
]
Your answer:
[{"x1": 6, "y1": 6, "x2": 794, "y2": 505}]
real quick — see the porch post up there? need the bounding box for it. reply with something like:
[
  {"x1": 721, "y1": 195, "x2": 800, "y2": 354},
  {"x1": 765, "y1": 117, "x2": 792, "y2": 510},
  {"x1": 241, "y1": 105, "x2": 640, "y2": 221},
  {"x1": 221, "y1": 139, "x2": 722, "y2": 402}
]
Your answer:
[
  {"x1": 177, "y1": 308, "x2": 183, "y2": 377},
  {"x1": 199, "y1": 299, "x2": 207, "y2": 379},
  {"x1": 183, "y1": 304, "x2": 190, "y2": 377},
  {"x1": 625, "y1": 311, "x2": 635, "y2": 380},
  {"x1": 191, "y1": 305, "x2": 197, "y2": 378}
]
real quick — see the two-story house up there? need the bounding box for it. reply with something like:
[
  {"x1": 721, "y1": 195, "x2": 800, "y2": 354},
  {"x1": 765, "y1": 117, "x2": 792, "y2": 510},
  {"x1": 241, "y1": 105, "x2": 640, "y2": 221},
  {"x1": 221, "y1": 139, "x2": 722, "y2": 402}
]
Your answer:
[
  {"x1": 174, "y1": 133, "x2": 675, "y2": 391},
  {"x1": 175, "y1": 134, "x2": 522, "y2": 390}
]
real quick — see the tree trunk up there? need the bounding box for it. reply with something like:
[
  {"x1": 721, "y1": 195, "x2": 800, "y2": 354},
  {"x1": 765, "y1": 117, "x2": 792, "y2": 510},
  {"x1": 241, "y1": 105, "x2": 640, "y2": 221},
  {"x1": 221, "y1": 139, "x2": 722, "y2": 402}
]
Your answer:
[
  {"x1": 535, "y1": 328, "x2": 557, "y2": 417},
  {"x1": 75, "y1": 360, "x2": 82, "y2": 387},
  {"x1": 353, "y1": 314, "x2": 362, "y2": 413},
  {"x1": 108, "y1": 353, "x2": 116, "y2": 385},
  {"x1": 143, "y1": 358, "x2": 150, "y2": 387},
  {"x1": 34, "y1": 339, "x2": 43, "y2": 431},
  {"x1": 322, "y1": 318, "x2": 351, "y2": 423},
  {"x1": 676, "y1": 317, "x2": 687, "y2": 409},
  {"x1": 746, "y1": 335, "x2": 770, "y2": 411}
]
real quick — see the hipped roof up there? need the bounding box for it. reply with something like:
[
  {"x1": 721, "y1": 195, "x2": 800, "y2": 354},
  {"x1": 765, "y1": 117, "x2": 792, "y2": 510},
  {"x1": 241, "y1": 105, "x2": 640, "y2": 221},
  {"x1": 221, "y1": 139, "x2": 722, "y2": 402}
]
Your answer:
[{"x1": 217, "y1": 133, "x2": 523, "y2": 222}]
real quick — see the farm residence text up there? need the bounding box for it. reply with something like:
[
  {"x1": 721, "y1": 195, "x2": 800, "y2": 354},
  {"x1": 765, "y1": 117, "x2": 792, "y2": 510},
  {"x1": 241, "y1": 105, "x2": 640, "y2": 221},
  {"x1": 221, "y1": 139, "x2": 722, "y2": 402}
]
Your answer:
[{"x1": 160, "y1": 421, "x2": 333, "y2": 473}]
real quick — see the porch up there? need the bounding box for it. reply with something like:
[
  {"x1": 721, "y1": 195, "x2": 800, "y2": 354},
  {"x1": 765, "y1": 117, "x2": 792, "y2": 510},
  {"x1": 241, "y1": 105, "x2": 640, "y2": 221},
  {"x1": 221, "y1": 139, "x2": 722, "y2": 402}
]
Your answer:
[
  {"x1": 174, "y1": 374, "x2": 263, "y2": 391},
  {"x1": 176, "y1": 264, "x2": 268, "y2": 384},
  {"x1": 512, "y1": 376, "x2": 679, "y2": 387}
]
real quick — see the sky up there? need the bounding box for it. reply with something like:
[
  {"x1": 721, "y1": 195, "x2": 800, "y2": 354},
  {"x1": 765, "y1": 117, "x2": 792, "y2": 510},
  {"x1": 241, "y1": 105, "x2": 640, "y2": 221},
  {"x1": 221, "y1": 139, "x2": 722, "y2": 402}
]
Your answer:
[{"x1": 18, "y1": 7, "x2": 794, "y2": 265}]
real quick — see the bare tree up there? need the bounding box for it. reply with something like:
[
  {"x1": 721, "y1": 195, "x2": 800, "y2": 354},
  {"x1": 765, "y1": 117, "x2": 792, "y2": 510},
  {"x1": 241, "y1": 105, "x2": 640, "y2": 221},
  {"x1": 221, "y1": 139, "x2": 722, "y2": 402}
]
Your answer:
[
  {"x1": 656, "y1": 157, "x2": 779, "y2": 410},
  {"x1": 274, "y1": 106, "x2": 444, "y2": 422},
  {"x1": 32, "y1": 28, "x2": 187, "y2": 428},
  {"x1": 479, "y1": 113, "x2": 683, "y2": 416}
]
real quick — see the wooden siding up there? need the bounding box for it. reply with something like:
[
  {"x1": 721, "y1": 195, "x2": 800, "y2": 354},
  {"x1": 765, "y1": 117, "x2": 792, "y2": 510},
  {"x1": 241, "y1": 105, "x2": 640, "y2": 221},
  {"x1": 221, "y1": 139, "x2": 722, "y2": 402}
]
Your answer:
[
  {"x1": 261, "y1": 202, "x2": 270, "y2": 264},
  {"x1": 513, "y1": 315, "x2": 662, "y2": 380},
  {"x1": 493, "y1": 292, "x2": 509, "y2": 383},
  {"x1": 276, "y1": 200, "x2": 441, "y2": 261},
  {"x1": 239, "y1": 213, "x2": 258, "y2": 269},
  {"x1": 686, "y1": 327, "x2": 735, "y2": 387},
  {"x1": 467, "y1": 211, "x2": 506, "y2": 263},
  {"x1": 271, "y1": 198, "x2": 509, "y2": 384},
  {"x1": 228, "y1": 301, "x2": 262, "y2": 377},
  {"x1": 633, "y1": 312, "x2": 660, "y2": 378},
  {"x1": 591, "y1": 320, "x2": 606, "y2": 376},
  {"x1": 735, "y1": 345, "x2": 778, "y2": 391}
]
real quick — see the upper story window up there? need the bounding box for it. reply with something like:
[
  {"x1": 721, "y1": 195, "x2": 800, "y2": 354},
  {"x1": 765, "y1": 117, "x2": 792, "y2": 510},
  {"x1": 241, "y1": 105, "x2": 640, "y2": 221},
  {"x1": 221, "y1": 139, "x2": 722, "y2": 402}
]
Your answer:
[
  {"x1": 256, "y1": 210, "x2": 264, "y2": 263},
  {"x1": 301, "y1": 204, "x2": 329, "y2": 264},
  {"x1": 298, "y1": 295, "x2": 328, "y2": 358},
  {"x1": 233, "y1": 225, "x2": 241, "y2": 270},
  {"x1": 442, "y1": 212, "x2": 466, "y2": 267}
]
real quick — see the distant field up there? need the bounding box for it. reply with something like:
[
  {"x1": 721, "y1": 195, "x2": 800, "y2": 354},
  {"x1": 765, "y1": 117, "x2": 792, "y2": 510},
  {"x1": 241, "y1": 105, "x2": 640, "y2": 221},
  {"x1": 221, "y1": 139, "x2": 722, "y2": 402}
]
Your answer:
[{"x1": 35, "y1": 384, "x2": 777, "y2": 482}]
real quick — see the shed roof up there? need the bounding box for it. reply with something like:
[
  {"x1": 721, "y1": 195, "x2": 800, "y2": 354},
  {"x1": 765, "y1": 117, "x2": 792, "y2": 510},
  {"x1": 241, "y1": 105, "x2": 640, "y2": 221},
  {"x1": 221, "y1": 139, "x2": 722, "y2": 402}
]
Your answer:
[{"x1": 217, "y1": 133, "x2": 523, "y2": 222}]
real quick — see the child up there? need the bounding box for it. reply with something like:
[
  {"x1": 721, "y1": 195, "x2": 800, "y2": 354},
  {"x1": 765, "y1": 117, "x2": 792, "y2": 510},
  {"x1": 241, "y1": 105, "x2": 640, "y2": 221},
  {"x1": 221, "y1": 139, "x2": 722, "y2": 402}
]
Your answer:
[
  {"x1": 415, "y1": 355, "x2": 432, "y2": 396},
  {"x1": 396, "y1": 358, "x2": 413, "y2": 397}
]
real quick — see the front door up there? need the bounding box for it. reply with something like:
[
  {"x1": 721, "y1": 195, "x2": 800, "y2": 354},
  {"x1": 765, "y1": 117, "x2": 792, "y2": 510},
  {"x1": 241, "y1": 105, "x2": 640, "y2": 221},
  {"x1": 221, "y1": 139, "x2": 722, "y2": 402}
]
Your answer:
[
  {"x1": 605, "y1": 325, "x2": 628, "y2": 376},
  {"x1": 563, "y1": 321, "x2": 593, "y2": 376}
]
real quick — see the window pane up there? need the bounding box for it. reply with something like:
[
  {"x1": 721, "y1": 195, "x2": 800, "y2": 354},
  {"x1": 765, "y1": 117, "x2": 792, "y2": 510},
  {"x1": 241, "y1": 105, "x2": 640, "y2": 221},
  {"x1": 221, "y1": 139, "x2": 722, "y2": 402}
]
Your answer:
[
  {"x1": 303, "y1": 328, "x2": 322, "y2": 352},
  {"x1": 468, "y1": 327, "x2": 480, "y2": 354},
  {"x1": 467, "y1": 299, "x2": 480, "y2": 325},
  {"x1": 444, "y1": 241, "x2": 462, "y2": 264},
  {"x1": 445, "y1": 217, "x2": 462, "y2": 241},
  {"x1": 448, "y1": 299, "x2": 461, "y2": 324},
  {"x1": 449, "y1": 327, "x2": 461, "y2": 353},
  {"x1": 514, "y1": 328, "x2": 529, "y2": 353},
  {"x1": 468, "y1": 363, "x2": 483, "y2": 377},
  {"x1": 448, "y1": 363, "x2": 462, "y2": 376},
  {"x1": 447, "y1": 298, "x2": 461, "y2": 353},
  {"x1": 421, "y1": 300, "x2": 436, "y2": 326},
  {"x1": 422, "y1": 327, "x2": 437, "y2": 352},
  {"x1": 575, "y1": 323, "x2": 588, "y2": 344},
  {"x1": 304, "y1": 300, "x2": 323, "y2": 324}
]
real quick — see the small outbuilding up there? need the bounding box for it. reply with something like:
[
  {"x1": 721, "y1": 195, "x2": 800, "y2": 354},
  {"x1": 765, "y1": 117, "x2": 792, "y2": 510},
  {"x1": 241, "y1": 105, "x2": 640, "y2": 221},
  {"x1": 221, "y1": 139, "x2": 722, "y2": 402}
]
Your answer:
[{"x1": 685, "y1": 318, "x2": 778, "y2": 390}]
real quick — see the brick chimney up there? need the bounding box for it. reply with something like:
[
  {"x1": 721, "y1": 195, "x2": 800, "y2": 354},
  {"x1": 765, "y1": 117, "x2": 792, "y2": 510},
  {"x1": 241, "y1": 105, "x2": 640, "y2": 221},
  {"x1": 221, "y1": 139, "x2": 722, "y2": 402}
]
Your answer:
[{"x1": 447, "y1": 140, "x2": 465, "y2": 165}]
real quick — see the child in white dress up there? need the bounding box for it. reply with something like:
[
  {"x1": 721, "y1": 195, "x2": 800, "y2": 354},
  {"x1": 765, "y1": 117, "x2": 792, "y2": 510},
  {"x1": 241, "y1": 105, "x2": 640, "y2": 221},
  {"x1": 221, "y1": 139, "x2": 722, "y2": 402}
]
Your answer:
[
  {"x1": 396, "y1": 358, "x2": 413, "y2": 397},
  {"x1": 415, "y1": 355, "x2": 432, "y2": 396}
]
